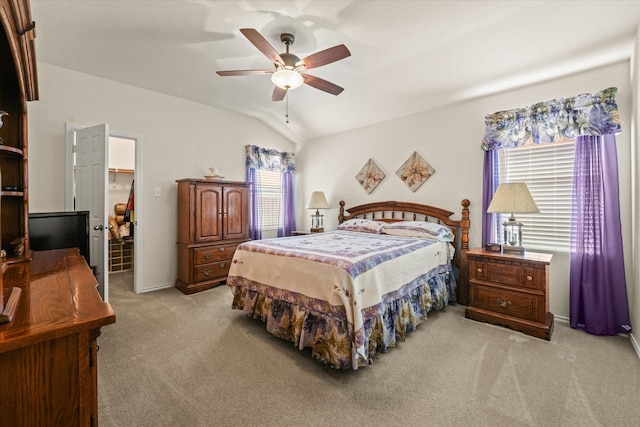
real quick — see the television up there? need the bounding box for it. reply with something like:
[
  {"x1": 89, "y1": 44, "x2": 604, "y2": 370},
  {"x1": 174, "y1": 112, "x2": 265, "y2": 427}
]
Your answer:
[{"x1": 28, "y1": 211, "x2": 91, "y2": 265}]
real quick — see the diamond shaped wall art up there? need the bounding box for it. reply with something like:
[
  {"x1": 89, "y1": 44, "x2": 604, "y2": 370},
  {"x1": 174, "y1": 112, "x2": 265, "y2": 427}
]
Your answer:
[
  {"x1": 356, "y1": 159, "x2": 385, "y2": 194},
  {"x1": 396, "y1": 151, "x2": 435, "y2": 192}
]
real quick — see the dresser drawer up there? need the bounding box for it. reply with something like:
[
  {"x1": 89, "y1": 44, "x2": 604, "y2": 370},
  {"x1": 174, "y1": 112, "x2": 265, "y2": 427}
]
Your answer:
[
  {"x1": 194, "y1": 261, "x2": 232, "y2": 282},
  {"x1": 471, "y1": 284, "x2": 543, "y2": 323},
  {"x1": 194, "y1": 244, "x2": 239, "y2": 265}
]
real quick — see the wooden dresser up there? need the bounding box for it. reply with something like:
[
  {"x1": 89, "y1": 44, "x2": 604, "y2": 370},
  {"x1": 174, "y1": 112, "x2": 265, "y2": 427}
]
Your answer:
[
  {"x1": 176, "y1": 179, "x2": 250, "y2": 294},
  {"x1": 0, "y1": 249, "x2": 116, "y2": 426},
  {"x1": 465, "y1": 248, "x2": 554, "y2": 340}
]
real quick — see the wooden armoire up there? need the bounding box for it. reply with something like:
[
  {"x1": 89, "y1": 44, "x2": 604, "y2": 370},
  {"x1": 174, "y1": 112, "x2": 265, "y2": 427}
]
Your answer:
[
  {"x1": 0, "y1": 1, "x2": 116, "y2": 426},
  {"x1": 176, "y1": 178, "x2": 250, "y2": 294}
]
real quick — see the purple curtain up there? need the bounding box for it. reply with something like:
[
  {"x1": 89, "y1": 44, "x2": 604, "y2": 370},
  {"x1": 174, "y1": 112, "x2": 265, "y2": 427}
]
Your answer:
[
  {"x1": 570, "y1": 134, "x2": 631, "y2": 335},
  {"x1": 246, "y1": 168, "x2": 262, "y2": 240},
  {"x1": 278, "y1": 171, "x2": 296, "y2": 237},
  {"x1": 481, "y1": 150, "x2": 499, "y2": 246}
]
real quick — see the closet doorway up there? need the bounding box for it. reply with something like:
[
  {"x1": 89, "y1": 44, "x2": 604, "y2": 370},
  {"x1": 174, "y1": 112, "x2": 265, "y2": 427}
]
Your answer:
[
  {"x1": 107, "y1": 137, "x2": 136, "y2": 293},
  {"x1": 66, "y1": 123, "x2": 142, "y2": 301}
]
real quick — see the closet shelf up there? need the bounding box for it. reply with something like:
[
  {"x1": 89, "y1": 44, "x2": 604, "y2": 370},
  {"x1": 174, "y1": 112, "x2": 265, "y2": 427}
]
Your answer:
[{"x1": 109, "y1": 168, "x2": 134, "y2": 174}]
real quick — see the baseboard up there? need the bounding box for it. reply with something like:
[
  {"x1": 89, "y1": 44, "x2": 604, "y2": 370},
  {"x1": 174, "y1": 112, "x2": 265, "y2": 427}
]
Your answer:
[
  {"x1": 630, "y1": 333, "x2": 640, "y2": 360},
  {"x1": 553, "y1": 315, "x2": 639, "y2": 359},
  {"x1": 139, "y1": 282, "x2": 175, "y2": 293}
]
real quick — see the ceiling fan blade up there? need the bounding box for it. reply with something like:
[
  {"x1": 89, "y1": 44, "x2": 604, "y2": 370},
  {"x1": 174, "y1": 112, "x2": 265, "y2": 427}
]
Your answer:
[
  {"x1": 272, "y1": 86, "x2": 287, "y2": 101},
  {"x1": 301, "y1": 73, "x2": 344, "y2": 96},
  {"x1": 299, "y1": 44, "x2": 351, "y2": 70},
  {"x1": 240, "y1": 28, "x2": 283, "y2": 66},
  {"x1": 216, "y1": 69, "x2": 273, "y2": 76}
]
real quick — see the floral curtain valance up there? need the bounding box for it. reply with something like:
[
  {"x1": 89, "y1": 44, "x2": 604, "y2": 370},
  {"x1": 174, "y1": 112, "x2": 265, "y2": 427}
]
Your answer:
[
  {"x1": 245, "y1": 145, "x2": 295, "y2": 173},
  {"x1": 481, "y1": 87, "x2": 621, "y2": 151}
]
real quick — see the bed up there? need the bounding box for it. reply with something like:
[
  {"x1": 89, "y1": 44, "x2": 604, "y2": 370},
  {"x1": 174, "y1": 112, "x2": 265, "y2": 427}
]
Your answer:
[{"x1": 227, "y1": 199, "x2": 470, "y2": 369}]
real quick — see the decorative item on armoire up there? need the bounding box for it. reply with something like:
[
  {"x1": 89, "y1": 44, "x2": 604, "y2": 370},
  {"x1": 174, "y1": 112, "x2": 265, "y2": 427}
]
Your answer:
[
  {"x1": 396, "y1": 151, "x2": 435, "y2": 192},
  {"x1": 356, "y1": 158, "x2": 385, "y2": 194},
  {"x1": 205, "y1": 167, "x2": 224, "y2": 180}
]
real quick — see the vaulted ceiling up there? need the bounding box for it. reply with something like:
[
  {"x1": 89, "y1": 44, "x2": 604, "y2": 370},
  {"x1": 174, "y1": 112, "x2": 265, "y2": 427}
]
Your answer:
[{"x1": 30, "y1": 1, "x2": 640, "y2": 143}]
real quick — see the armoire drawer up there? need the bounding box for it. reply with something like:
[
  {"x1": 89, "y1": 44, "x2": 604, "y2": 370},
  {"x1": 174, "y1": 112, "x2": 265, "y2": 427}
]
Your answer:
[
  {"x1": 194, "y1": 244, "x2": 239, "y2": 265},
  {"x1": 194, "y1": 261, "x2": 232, "y2": 282}
]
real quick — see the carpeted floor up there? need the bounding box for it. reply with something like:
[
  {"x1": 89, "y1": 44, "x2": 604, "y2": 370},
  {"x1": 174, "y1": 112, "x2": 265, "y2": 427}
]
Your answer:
[{"x1": 99, "y1": 272, "x2": 640, "y2": 426}]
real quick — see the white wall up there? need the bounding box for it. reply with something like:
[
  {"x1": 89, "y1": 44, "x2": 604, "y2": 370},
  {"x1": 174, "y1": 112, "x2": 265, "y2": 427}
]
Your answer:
[
  {"x1": 297, "y1": 61, "x2": 633, "y2": 320},
  {"x1": 28, "y1": 62, "x2": 294, "y2": 292}
]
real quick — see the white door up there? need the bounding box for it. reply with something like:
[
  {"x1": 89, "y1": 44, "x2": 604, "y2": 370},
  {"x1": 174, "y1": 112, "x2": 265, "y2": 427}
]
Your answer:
[{"x1": 75, "y1": 124, "x2": 109, "y2": 301}]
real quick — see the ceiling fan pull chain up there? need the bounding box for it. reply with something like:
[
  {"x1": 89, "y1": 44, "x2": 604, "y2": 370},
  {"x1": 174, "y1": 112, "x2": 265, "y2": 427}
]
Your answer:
[{"x1": 285, "y1": 91, "x2": 290, "y2": 123}]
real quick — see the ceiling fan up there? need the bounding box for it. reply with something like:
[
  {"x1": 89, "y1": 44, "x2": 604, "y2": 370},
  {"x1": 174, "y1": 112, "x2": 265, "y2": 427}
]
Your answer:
[{"x1": 216, "y1": 28, "x2": 351, "y2": 101}]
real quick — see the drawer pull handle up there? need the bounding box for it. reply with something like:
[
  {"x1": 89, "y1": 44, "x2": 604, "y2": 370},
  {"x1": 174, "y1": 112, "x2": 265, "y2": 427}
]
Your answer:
[
  {"x1": 497, "y1": 298, "x2": 511, "y2": 308},
  {"x1": 219, "y1": 247, "x2": 225, "y2": 252},
  {"x1": 203, "y1": 269, "x2": 212, "y2": 276},
  {"x1": 526, "y1": 275, "x2": 533, "y2": 281},
  {"x1": 219, "y1": 263, "x2": 225, "y2": 268},
  {"x1": 477, "y1": 268, "x2": 483, "y2": 273},
  {"x1": 203, "y1": 253, "x2": 211, "y2": 259}
]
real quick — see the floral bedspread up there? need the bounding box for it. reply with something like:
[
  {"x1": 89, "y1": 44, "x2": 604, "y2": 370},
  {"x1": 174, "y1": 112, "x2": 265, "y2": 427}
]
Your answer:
[{"x1": 227, "y1": 230, "x2": 456, "y2": 369}]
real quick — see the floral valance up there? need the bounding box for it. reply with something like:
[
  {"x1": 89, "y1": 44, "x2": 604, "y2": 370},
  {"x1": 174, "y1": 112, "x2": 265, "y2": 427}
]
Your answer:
[
  {"x1": 481, "y1": 87, "x2": 621, "y2": 151},
  {"x1": 245, "y1": 145, "x2": 295, "y2": 173}
]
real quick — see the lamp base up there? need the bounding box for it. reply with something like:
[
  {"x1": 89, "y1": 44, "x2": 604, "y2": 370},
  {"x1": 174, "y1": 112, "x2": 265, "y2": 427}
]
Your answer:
[
  {"x1": 502, "y1": 244, "x2": 525, "y2": 254},
  {"x1": 310, "y1": 227, "x2": 324, "y2": 233}
]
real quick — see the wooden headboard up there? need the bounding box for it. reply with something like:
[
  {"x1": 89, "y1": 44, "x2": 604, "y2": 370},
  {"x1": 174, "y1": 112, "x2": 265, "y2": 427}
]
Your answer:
[{"x1": 338, "y1": 199, "x2": 470, "y2": 304}]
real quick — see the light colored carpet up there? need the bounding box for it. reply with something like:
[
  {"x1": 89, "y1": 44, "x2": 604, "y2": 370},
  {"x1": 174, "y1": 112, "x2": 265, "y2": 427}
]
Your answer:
[{"x1": 99, "y1": 272, "x2": 640, "y2": 426}]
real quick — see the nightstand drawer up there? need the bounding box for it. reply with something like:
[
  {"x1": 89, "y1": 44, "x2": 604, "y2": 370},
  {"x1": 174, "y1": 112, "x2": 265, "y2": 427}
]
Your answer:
[
  {"x1": 469, "y1": 258, "x2": 545, "y2": 290},
  {"x1": 471, "y1": 284, "x2": 542, "y2": 323},
  {"x1": 194, "y1": 244, "x2": 238, "y2": 265}
]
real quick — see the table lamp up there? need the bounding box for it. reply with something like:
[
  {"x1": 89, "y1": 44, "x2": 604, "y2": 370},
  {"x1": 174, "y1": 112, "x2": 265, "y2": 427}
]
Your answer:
[
  {"x1": 487, "y1": 182, "x2": 539, "y2": 253},
  {"x1": 306, "y1": 191, "x2": 329, "y2": 232}
]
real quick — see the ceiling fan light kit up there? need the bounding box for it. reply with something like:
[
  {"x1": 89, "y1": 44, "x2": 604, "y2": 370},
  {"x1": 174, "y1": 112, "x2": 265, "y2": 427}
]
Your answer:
[
  {"x1": 217, "y1": 28, "x2": 350, "y2": 100},
  {"x1": 271, "y1": 69, "x2": 303, "y2": 90}
]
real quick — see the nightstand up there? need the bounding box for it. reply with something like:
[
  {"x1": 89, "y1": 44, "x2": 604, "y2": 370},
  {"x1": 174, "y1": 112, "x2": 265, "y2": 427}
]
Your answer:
[
  {"x1": 465, "y1": 248, "x2": 554, "y2": 340},
  {"x1": 291, "y1": 230, "x2": 323, "y2": 236}
]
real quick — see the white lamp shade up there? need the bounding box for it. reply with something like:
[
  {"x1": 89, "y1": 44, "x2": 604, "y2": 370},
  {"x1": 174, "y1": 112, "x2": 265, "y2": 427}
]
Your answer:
[
  {"x1": 306, "y1": 191, "x2": 329, "y2": 209},
  {"x1": 487, "y1": 182, "x2": 539, "y2": 214},
  {"x1": 271, "y1": 69, "x2": 304, "y2": 90}
]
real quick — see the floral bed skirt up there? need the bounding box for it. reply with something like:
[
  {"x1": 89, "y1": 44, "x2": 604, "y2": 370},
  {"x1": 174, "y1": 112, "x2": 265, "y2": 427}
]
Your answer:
[{"x1": 230, "y1": 270, "x2": 455, "y2": 369}]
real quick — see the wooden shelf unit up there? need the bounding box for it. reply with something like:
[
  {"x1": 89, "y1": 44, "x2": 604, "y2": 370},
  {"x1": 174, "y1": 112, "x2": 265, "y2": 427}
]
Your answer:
[
  {"x1": 0, "y1": 0, "x2": 38, "y2": 272},
  {"x1": 109, "y1": 238, "x2": 134, "y2": 272}
]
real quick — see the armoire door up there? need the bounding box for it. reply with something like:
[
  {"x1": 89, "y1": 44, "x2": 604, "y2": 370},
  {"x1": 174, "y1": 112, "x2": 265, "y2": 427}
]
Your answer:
[
  {"x1": 223, "y1": 186, "x2": 248, "y2": 240},
  {"x1": 194, "y1": 184, "x2": 222, "y2": 243}
]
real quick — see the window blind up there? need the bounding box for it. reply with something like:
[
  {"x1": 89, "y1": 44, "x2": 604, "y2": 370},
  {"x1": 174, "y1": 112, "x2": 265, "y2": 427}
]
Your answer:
[
  {"x1": 256, "y1": 169, "x2": 282, "y2": 229},
  {"x1": 499, "y1": 140, "x2": 575, "y2": 253}
]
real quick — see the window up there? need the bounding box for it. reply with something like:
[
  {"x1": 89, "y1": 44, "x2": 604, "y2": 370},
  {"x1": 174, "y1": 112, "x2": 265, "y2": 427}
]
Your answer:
[
  {"x1": 498, "y1": 140, "x2": 575, "y2": 253},
  {"x1": 256, "y1": 169, "x2": 282, "y2": 230}
]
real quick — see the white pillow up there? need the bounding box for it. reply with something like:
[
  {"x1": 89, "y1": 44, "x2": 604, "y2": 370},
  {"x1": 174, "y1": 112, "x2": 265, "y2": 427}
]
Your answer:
[
  {"x1": 338, "y1": 218, "x2": 386, "y2": 234},
  {"x1": 381, "y1": 221, "x2": 455, "y2": 242}
]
